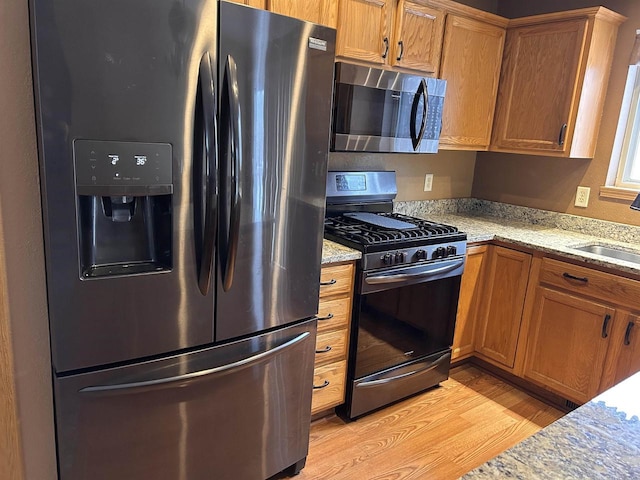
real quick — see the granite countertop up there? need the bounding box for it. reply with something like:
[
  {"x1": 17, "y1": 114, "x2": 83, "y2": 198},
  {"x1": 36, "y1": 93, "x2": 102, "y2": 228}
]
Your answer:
[
  {"x1": 321, "y1": 239, "x2": 361, "y2": 264},
  {"x1": 461, "y1": 371, "x2": 640, "y2": 479},
  {"x1": 395, "y1": 200, "x2": 640, "y2": 277}
]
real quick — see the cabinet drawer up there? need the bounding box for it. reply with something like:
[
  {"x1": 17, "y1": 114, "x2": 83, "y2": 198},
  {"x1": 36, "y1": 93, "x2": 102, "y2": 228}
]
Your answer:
[
  {"x1": 319, "y1": 263, "x2": 354, "y2": 299},
  {"x1": 317, "y1": 297, "x2": 351, "y2": 333},
  {"x1": 311, "y1": 360, "x2": 347, "y2": 414},
  {"x1": 314, "y1": 329, "x2": 348, "y2": 367},
  {"x1": 539, "y1": 258, "x2": 640, "y2": 310}
]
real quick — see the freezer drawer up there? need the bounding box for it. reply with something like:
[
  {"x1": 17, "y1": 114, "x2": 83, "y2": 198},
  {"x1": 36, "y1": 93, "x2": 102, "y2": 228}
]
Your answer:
[{"x1": 54, "y1": 319, "x2": 316, "y2": 480}]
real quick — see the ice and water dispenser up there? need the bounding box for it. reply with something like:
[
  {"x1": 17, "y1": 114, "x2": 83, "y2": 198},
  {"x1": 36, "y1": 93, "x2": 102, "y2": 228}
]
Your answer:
[{"x1": 74, "y1": 140, "x2": 173, "y2": 278}]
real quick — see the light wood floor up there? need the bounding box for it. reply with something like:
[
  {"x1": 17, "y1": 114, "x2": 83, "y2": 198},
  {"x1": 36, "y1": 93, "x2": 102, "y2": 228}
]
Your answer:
[{"x1": 296, "y1": 364, "x2": 564, "y2": 480}]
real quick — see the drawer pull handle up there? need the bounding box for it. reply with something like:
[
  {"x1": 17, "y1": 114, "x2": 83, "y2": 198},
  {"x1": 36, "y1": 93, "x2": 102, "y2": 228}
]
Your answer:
[
  {"x1": 313, "y1": 380, "x2": 330, "y2": 389},
  {"x1": 316, "y1": 313, "x2": 334, "y2": 321},
  {"x1": 316, "y1": 345, "x2": 332, "y2": 354},
  {"x1": 320, "y1": 279, "x2": 337, "y2": 286},
  {"x1": 624, "y1": 321, "x2": 634, "y2": 346},
  {"x1": 563, "y1": 272, "x2": 588, "y2": 283},
  {"x1": 558, "y1": 123, "x2": 568, "y2": 146},
  {"x1": 397, "y1": 40, "x2": 404, "y2": 61},
  {"x1": 602, "y1": 314, "x2": 611, "y2": 339},
  {"x1": 382, "y1": 37, "x2": 389, "y2": 59}
]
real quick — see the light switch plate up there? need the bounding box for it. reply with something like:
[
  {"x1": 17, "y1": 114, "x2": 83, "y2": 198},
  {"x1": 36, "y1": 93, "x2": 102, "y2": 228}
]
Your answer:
[{"x1": 424, "y1": 174, "x2": 433, "y2": 192}]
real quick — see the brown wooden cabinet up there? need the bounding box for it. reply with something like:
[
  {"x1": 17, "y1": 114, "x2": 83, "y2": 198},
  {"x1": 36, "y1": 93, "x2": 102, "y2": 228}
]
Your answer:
[
  {"x1": 490, "y1": 7, "x2": 625, "y2": 158},
  {"x1": 611, "y1": 314, "x2": 640, "y2": 386},
  {"x1": 336, "y1": 0, "x2": 447, "y2": 74},
  {"x1": 523, "y1": 287, "x2": 614, "y2": 404},
  {"x1": 226, "y1": 0, "x2": 266, "y2": 8},
  {"x1": 312, "y1": 261, "x2": 355, "y2": 415},
  {"x1": 269, "y1": 0, "x2": 338, "y2": 27},
  {"x1": 390, "y1": 0, "x2": 445, "y2": 73},
  {"x1": 336, "y1": 0, "x2": 392, "y2": 66},
  {"x1": 439, "y1": 13, "x2": 506, "y2": 150},
  {"x1": 474, "y1": 246, "x2": 531, "y2": 369},
  {"x1": 452, "y1": 244, "x2": 487, "y2": 361}
]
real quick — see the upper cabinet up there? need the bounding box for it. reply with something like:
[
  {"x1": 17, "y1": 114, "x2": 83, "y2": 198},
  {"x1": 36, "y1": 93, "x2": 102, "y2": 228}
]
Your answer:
[
  {"x1": 390, "y1": 1, "x2": 445, "y2": 73},
  {"x1": 227, "y1": 0, "x2": 266, "y2": 8},
  {"x1": 439, "y1": 11, "x2": 507, "y2": 150},
  {"x1": 269, "y1": 0, "x2": 338, "y2": 28},
  {"x1": 490, "y1": 7, "x2": 626, "y2": 158},
  {"x1": 336, "y1": 0, "x2": 392, "y2": 66},
  {"x1": 335, "y1": 0, "x2": 446, "y2": 73}
]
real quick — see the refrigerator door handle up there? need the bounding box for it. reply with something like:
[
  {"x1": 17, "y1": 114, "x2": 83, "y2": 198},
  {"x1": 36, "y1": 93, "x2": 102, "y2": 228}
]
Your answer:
[
  {"x1": 196, "y1": 52, "x2": 218, "y2": 295},
  {"x1": 79, "y1": 331, "x2": 310, "y2": 394},
  {"x1": 220, "y1": 55, "x2": 242, "y2": 292}
]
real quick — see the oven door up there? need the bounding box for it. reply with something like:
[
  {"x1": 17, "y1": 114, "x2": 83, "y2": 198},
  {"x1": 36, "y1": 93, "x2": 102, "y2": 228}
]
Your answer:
[
  {"x1": 346, "y1": 259, "x2": 463, "y2": 418},
  {"x1": 355, "y1": 258, "x2": 463, "y2": 378}
]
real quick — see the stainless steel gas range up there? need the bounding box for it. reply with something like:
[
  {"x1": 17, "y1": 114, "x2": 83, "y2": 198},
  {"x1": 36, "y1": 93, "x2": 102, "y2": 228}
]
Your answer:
[{"x1": 325, "y1": 171, "x2": 467, "y2": 419}]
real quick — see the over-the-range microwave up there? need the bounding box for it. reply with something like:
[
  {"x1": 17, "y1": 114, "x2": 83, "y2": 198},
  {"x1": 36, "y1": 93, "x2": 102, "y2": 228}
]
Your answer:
[{"x1": 331, "y1": 62, "x2": 446, "y2": 154}]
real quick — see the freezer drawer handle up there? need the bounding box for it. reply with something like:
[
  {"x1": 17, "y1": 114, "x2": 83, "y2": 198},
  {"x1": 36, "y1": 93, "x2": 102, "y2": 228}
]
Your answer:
[
  {"x1": 79, "y1": 332, "x2": 310, "y2": 394},
  {"x1": 356, "y1": 352, "x2": 449, "y2": 388}
]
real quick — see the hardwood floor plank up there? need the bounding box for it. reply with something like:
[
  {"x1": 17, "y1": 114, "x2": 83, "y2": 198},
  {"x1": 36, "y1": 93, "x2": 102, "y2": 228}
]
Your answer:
[{"x1": 292, "y1": 365, "x2": 564, "y2": 480}]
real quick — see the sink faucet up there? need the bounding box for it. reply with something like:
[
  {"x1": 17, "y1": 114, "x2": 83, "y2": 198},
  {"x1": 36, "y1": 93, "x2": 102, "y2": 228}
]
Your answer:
[{"x1": 632, "y1": 193, "x2": 640, "y2": 211}]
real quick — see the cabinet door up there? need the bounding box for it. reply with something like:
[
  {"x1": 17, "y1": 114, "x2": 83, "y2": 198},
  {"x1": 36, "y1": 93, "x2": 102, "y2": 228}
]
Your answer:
[
  {"x1": 439, "y1": 15, "x2": 505, "y2": 150},
  {"x1": 524, "y1": 287, "x2": 614, "y2": 404},
  {"x1": 490, "y1": 19, "x2": 587, "y2": 154},
  {"x1": 613, "y1": 315, "x2": 640, "y2": 385},
  {"x1": 391, "y1": 0, "x2": 445, "y2": 74},
  {"x1": 226, "y1": 0, "x2": 266, "y2": 8},
  {"x1": 452, "y1": 245, "x2": 487, "y2": 361},
  {"x1": 474, "y1": 246, "x2": 531, "y2": 368},
  {"x1": 269, "y1": 0, "x2": 338, "y2": 28},
  {"x1": 336, "y1": 0, "x2": 391, "y2": 65}
]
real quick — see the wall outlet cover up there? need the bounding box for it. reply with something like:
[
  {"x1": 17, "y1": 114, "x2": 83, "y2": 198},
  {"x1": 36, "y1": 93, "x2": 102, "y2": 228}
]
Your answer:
[
  {"x1": 424, "y1": 174, "x2": 433, "y2": 192},
  {"x1": 575, "y1": 186, "x2": 590, "y2": 208}
]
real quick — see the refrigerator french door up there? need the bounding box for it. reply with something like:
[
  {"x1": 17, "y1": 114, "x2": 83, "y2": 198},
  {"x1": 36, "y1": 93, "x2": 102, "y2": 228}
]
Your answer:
[{"x1": 30, "y1": 0, "x2": 336, "y2": 478}]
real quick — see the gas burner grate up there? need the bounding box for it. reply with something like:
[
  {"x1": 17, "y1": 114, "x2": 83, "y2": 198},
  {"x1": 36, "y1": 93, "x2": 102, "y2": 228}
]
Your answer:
[{"x1": 324, "y1": 212, "x2": 460, "y2": 246}]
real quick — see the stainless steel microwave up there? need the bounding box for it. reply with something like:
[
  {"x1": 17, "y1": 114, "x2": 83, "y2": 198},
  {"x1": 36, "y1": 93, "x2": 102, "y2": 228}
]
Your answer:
[{"x1": 331, "y1": 62, "x2": 446, "y2": 154}]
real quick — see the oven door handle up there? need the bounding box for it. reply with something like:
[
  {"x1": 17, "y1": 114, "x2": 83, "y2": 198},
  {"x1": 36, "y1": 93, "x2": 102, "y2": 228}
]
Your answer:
[{"x1": 365, "y1": 259, "x2": 464, "y2": 285}]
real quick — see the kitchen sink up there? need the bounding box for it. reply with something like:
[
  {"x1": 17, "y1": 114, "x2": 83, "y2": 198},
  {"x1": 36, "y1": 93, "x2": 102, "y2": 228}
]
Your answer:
[{"x1": 571, "y1": 243, "x2": 640, "y2": 264}]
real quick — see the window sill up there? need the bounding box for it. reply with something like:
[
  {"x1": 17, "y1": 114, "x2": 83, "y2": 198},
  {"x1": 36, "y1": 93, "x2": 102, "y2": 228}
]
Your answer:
[{"x1": 599, "y1": 186, "x2": 640, "y2": 201}]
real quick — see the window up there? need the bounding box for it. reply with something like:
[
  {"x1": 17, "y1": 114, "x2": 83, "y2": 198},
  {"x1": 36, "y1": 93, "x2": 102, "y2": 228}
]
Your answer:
[{"x1": 604, "y1": 30, "x2": 640, "y2": 198}]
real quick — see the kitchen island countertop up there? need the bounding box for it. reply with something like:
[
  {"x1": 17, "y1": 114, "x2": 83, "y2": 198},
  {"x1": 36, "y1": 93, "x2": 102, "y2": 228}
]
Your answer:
[{"x1": 461, "y1": 371, "x2": 640, "y2": 479}]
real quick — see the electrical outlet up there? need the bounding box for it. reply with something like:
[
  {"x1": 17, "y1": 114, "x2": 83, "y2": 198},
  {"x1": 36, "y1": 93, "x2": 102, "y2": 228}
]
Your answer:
[
  {"x1": 424, "y1": 174, "x2": 433, "y2": 192},
  {"x1": 575, "y1": 186, "x2": 590, "y2": 208}
]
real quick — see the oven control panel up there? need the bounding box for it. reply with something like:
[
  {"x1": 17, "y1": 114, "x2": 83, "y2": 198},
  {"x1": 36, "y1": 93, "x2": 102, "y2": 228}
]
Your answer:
[{"x1": 362, "y1": 240, "x2": 467, "y2": 271}]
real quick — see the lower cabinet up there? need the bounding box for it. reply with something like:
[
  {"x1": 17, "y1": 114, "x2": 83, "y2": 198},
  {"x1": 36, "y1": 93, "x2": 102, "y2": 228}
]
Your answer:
[
  {"x1": 452, "y1": 245, "x2": 487, "y2": 361},
  {"x1": 523, "y1": 287, "x2": 614, "y2": 404},
  {"x1": 312, "y1": 262, "x2": 355, "y2": 415},
  {"x1": 473, "y1": 245, "x2": 531, "y2": 369},
  {"x1": 454, "y1": 247, "x2": 640, "y2": 406}
]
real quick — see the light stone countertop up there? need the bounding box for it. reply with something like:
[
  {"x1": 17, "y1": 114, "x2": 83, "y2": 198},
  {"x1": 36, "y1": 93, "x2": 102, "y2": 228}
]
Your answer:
[
  {"x1": 321, "y1": 239, "x2": 361, "y2": 265},
  {"x1": 419, "y1": 212, "x2": 640, "y2": 277},
  {"x1": 461, "y1": 371, "x2": 640, "y2": 479}
]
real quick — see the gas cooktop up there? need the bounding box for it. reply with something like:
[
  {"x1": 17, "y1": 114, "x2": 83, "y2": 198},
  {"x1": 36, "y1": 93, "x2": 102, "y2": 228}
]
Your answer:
[{"x1": 324, "y1": 212, "x2": 466, "y2": 253}]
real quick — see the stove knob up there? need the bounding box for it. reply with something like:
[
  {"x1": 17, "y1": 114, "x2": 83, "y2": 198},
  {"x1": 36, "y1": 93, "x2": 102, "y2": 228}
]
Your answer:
[
  {"x1": 395, "y1": 252, "x2": 405, "y2": 263},
  {"x1": 447, "y1": 245, "x2": 457, "y2": 256},
  {"x1": 433, "y1": 247, "x2": 446, "y2": 259},
  {"x1": 382, "y1": 253, "x2": 392, "y2": 265},
  {"x1": 416, "y1": 249, "x2": 427, "y2": 260}
]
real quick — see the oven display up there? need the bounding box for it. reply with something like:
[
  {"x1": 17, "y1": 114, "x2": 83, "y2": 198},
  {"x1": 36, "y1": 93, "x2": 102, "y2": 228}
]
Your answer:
[{"x1": 336, "y1": 174, "x2": 367, "y2": 192}]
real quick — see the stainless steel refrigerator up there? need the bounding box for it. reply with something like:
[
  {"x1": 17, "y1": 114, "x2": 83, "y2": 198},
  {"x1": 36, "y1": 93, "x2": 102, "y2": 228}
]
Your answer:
[{"x1": 30, "y1": 1, "x2": 336, "y2": 478}]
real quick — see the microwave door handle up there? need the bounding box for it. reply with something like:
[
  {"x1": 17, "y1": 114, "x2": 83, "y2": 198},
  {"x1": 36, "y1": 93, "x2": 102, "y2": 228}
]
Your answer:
[
  {"x1": 196, "y1": 52, "x2": 218, "y2": 296},
  {"x1": 409, "y1": 78, "x2": 428, "y2": 151}
]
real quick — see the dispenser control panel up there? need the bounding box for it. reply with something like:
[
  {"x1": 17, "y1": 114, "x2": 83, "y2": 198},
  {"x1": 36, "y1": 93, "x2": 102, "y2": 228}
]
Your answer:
[{"x1": 74, "y1": 140, "x2": 173, "y2": 196}]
